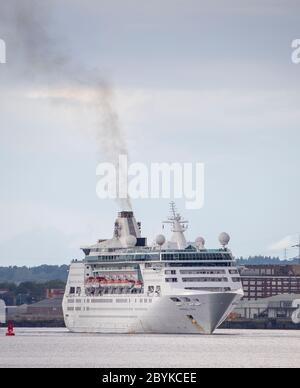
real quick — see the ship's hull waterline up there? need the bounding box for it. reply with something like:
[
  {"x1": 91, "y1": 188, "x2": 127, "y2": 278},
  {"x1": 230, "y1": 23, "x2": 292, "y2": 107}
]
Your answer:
[{"x1": 63, "y1": 291, "x2": 242, "y2": 335}]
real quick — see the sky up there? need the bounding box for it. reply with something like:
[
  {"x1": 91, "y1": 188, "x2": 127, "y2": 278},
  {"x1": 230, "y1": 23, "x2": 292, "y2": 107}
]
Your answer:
[{"x1": 0, "y1": 0, "x2": 300, "y2": 265}]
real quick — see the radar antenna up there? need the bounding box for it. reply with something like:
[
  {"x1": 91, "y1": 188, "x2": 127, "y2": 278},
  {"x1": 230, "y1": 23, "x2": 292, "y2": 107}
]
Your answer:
[
  {"x1": 163, "y1": 201, "x2": 188, "y2": 233},
  {"x1": 162, "y1": 202, "x2": 188, "y2": 249},
  {"x1": 170, "y1": 201, "x2": 177, "y2": 219}
]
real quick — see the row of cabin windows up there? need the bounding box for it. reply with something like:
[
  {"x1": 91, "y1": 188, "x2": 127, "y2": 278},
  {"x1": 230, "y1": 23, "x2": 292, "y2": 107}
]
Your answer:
[
  {"x1": 165, "y1": 277, "x2": 229, "y2": 283},
  {"x1": 162, "y1": 253, "x2": 232, "y2": 261},
  {"x1": 87, "y1": 253, "x2": 232, "y2": 262},
  {"x1": 72, "y1": 286, "x2": 161, "y2": 296},
  {"x1": 179, "y1": 270, "x2": 226, "y2": 275},
  {"x1": 165, "y1": 269, "x2": 238, "y2": 275},
  {"x1": 182, "y1": 277, "x2": 229, "y2": 282},
  {"x1": 165, "y1": 277, "x2": 241, "y2": 283},
  {"x1": 165, "y1": 269, "x2": 226, "y2": 275},
  {"x1": 67, "y1": 298, "x2": 153, "y2": 306},
  {"x1": 87, "y1": 254, "x2": 159, "y2": 262},
  {"x1": 165, "y1": 262, "x2": 233, "y2": 267},
  {"x1": 184, "y1": 287, "x2": 232, "y2": 292}
]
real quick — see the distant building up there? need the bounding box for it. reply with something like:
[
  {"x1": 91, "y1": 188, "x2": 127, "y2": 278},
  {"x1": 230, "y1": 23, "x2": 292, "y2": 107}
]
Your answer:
[
  {"x1": 46, "y1": 289, "x2": 65, "y2": 299},
  {"x1": 26, "y1": 298, "x2": 63, "y2": 320},
  {"x1": 0, "y1": 300, "x2": 5, "y2": 323},
  {"x1": 6, "y1": 304, "x2": 28, "y2": 321},
  {"x1": 0, "y1": 290, "x2": 16, "y2": 306},
  {"x1": 240, "y1": 265, "x2": 300, "y2": 300},
  {"x1": 234, "y1": 293, "x2": 300, "y2": 321},
  {"x1": 6, "y1": 298, "x2": 63, "y2": 323},
  {"x1": 223, "y1": 264, "x2": 300, "y2": 328}
]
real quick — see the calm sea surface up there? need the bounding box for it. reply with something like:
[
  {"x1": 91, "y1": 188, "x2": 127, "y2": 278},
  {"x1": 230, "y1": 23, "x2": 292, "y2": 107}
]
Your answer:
[{"x1": 0, "y1": 328, "x2": 299, "y2": 368}]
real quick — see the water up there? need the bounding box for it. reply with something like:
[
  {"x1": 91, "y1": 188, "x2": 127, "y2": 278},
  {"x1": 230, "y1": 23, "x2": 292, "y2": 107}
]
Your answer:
[{"x1": 0, "y1": 328, "x2": 299, "y2": 368}]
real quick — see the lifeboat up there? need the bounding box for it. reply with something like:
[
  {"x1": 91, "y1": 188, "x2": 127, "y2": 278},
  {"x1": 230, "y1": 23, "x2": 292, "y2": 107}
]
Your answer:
[
  {"x1": 86, "y1": 276, "x2": 141, "y2": 288},
  {"x1": 134, "y1": 280, "x2": 143, "y2": 289}
]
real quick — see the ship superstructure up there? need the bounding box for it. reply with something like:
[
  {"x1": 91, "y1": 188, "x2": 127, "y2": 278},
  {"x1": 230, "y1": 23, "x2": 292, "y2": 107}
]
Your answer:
[{"x1": 63, "y1": 204, "x2": 243, "y2": 334}]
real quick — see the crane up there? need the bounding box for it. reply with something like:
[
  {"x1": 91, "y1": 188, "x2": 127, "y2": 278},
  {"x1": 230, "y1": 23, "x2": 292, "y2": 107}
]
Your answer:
[{"x1": 292, "y1": 235, "x2": 300, "y2": 264}]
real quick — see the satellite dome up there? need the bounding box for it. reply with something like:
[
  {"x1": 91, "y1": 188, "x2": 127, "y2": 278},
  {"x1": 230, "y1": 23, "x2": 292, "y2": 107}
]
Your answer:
[
  {"x1": 195, "y1": 237, "x2": 205, "y2": 248},
  {"x1": 156, "y1": 234, "x2": 166, "y2": 246},
  {"x1": 126, "y1": 235, "x2": 137, "y2": 247},
  {"x1": 219, "y1": 232, "x2": 230, "y2": 247}
]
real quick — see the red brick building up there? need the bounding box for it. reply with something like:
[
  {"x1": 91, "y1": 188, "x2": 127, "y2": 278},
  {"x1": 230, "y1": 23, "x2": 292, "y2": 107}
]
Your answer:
[
  {"x1": 240, "y1": 265, "x2": 300, "y2": 300},
  {"x1": 46, "y1": 289, "x2": 65, "y2": 299}
]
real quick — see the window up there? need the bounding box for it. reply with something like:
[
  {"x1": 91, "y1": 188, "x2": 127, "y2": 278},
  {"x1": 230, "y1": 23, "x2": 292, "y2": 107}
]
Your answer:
[
  {"x1": 185, "y1": 287, "x2": 231, "y2": 292},
  {"x1": 182, "y1": 277, "x2": 228, "y2": 283},
  {"x1": 165, "y1": 278, "x2": 178, "y2": 283},
  {"x1": 161, "y1": 252, "x2": 233, "y2": 261},
  {"x1": 232, "y1": 277, "x2": 241, "y2": 283},
  {"x1": 165, "y1": 262, "x2": 232, "y2": 268},
  {"x1": 165, "y1": 270, "x2": 176, "y2": 275},
  {"x1": 69, "y1": 287, "x2": 75, "y2": 295},
  {"x1": 91, "y1": 299, "x2": 113, "y2": 303},
  {"x1": 180, "y1": 270, "x2": 226, "y2": 275}
]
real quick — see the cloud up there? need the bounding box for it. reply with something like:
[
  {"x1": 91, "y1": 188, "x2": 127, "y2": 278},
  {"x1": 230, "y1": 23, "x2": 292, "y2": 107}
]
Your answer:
[
  {"x1": 19, "y1": 83, "x2": 300, "y2": 136},
  {"x1": 268, "y1": 235, "x2": 296, "y2": 251}
]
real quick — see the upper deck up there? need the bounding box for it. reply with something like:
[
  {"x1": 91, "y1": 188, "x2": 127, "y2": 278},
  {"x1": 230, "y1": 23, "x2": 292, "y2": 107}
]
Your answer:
[
  {"x1": 82, "y1": 247, "x2": 235, "y2": 264},
  {"x1": 77, "y1": 204, "x2": 236, "y2": 266}
]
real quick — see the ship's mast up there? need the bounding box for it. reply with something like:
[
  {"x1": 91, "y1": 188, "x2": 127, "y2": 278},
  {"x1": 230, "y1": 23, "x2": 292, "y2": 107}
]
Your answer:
[{"x1": 163, "y1": 202, "x2": 188, "y2": 249}]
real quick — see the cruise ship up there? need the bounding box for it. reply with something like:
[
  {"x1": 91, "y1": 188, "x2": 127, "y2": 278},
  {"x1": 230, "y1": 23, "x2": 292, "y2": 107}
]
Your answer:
[{"x1": 63, "y1": 204, "x2": 244, "y2": 334}]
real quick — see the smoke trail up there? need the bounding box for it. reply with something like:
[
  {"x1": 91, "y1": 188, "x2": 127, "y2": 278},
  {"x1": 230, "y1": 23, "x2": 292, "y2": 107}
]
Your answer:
[
  {"x1": 96, "y1": 82, "x2": 132, "y2": 211},
  {"x1": 0, "y1": 0, "x2": 132, "y2": 210}
]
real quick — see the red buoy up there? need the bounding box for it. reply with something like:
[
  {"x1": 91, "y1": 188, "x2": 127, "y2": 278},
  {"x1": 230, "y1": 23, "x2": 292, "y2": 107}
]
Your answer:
[{"x1": 6, "y1": 321, "x2": 15, "y2": 336}]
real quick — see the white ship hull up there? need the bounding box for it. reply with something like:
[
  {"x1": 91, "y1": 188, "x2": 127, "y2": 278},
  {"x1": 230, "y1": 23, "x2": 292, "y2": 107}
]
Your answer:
[
  {"x1": 63, "y1": 290, "x2": 242, "y2": 335},
  {"x1": 63, "y1": 207, "x2": 244, "y2": 335}
]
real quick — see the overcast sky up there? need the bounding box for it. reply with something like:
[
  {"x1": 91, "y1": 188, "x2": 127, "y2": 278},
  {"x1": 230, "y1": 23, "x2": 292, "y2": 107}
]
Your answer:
[{"x1": 0, "y1": 0, "x2": 300, "y2": 265}]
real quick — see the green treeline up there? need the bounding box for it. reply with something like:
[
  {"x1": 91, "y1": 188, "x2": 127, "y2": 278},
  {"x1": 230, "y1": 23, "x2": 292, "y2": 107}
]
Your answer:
[
  {"x1": 0, "y1": 280, "x2": 66, "y2": 305},
  {"x1": 0, "y1": 265, "x2": 68, "y2": 284}
]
